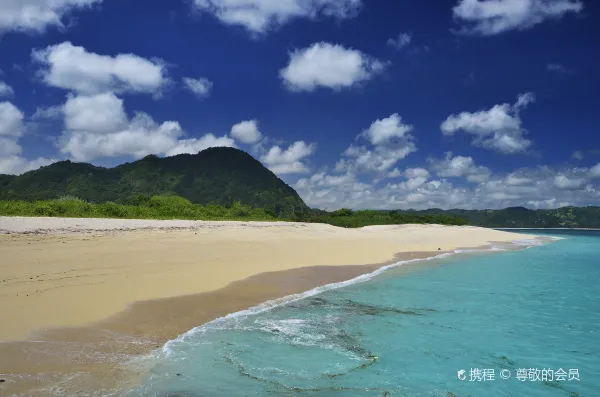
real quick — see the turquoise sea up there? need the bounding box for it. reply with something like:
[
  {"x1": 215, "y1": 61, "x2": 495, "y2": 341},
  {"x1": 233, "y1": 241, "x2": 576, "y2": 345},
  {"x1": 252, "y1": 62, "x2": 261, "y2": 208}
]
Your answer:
[{"x1": 127, "y1": 231, "x2": 599, "y2": 397}]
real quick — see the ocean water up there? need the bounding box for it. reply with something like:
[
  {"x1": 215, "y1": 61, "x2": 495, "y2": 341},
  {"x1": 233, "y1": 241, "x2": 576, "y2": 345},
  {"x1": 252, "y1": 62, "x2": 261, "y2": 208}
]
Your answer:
[{"x1": 126, "y1": 231, "x2": 599, "y2": 397}]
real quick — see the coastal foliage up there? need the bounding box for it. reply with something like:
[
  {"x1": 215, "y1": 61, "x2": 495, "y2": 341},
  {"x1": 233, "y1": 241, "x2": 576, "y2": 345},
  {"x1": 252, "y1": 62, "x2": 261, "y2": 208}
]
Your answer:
[
  {"x1": 398, "y1": 206, "x2": 600, "y2": 228},
  {"x1": 0, "y1": 197, "x2": 471, "y2": 227},
  {"x1": 0, "y1": 147, "x2": 308, "y2": 218},
  {"x1": 0, "y1": 196, "x2": 280, "y2": 221},
  {"x1": 295, "y1": 208, "x2": 470, "y2": 227}
]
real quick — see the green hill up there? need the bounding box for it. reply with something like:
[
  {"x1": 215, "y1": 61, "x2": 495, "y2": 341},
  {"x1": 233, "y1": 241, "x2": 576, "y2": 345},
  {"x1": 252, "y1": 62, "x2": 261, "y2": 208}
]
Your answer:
[{"x1": 0, "y1": 147, "x2": 308, "y2": 217}]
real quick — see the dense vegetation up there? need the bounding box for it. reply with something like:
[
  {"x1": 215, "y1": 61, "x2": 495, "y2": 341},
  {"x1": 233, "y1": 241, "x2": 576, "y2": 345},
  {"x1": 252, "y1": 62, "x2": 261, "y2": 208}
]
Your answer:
[
  {"x1": 398, "y1": 206, "x2": 600, "y2": 228},
  {"x1": 0, "y1": 196, "x2": 280, "y2": 221},
  {"x1": 293, "y1": 208, "x2": 469, "y2": 227},
  {"x1": 0, "y1": 147, "x2": 307, "y2": 218},
  {"x1": 0, "y1": 197, "x2": 470, "y2": 227}
]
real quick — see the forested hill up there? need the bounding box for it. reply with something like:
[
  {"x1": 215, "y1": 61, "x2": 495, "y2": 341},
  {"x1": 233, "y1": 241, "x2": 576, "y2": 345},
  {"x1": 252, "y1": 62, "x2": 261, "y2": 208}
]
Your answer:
[
  {"x1": 397, "y1": 206, "x2": 600, "y2": 228},
  {"x1": 0, "y1": 147, "x2": 308, "y2": 217}
]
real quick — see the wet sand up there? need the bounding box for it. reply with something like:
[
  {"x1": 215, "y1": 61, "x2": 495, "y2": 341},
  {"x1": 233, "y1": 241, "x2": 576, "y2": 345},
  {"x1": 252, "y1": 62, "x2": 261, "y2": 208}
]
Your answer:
[{"x1": 0, "y1": 253, "x2": 438, "y2": 397}]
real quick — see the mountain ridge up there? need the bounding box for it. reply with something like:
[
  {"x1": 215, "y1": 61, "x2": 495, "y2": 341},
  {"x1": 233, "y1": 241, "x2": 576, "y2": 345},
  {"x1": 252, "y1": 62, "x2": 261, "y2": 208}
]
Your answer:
[{"x1": 0, "y1": 147, "x2": 308, "y2": 217}]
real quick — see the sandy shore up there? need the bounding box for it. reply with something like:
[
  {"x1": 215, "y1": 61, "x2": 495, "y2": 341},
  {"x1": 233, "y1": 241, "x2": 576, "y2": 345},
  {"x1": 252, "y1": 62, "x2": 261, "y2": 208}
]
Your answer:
[{"x1": 0, "y1": 217, "x2": 537, "y2": 396}]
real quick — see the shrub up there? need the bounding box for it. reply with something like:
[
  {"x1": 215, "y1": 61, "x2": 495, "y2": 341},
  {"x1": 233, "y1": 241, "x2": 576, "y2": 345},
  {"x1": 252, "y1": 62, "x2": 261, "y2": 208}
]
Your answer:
[
  {"x1": 100, "y1": 202, "x2": 128, "y2": 218},
  {"x1": 33, "y1": 203, "x2": 57, "y2": 217}
]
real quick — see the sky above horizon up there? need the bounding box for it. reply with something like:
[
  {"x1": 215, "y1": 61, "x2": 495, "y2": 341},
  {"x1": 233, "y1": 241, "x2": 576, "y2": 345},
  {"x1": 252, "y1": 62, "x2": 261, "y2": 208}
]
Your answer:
[{"x1": 0, "y1": 0, "x2": 599, "y2": 210}]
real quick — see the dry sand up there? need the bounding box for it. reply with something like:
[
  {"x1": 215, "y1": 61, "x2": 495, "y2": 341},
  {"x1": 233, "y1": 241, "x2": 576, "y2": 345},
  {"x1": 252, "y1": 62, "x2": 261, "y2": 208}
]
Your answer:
[
  {"x1": 0, "y1": 217, "x2": 531, "y2": 341},
  {"x1": 0, "y1": 217, "x2": 538, "y2": 396}
]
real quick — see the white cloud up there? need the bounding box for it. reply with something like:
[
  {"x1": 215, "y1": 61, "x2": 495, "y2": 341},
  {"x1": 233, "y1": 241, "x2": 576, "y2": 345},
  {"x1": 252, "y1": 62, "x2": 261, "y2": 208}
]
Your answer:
[
  {"x1": 360, "y1": 113, "x2": 413, "y2": 145},
  {"x1": 261, "y1": 141, "x2": 316, "y2": 174},
  {"x1": 0, "y1": 82, "x2": 14, "y2": 97},
  {"x1": 0, "y1": 138, "x2": 21, "y2": 157},
  {"x1": 279, "y1": 42, "x2": 386, "y2": 92},
  {"x1": 441, "y1": 92, "x2": 534, "y2": 154},
  {"x1": 427, "y1": 152, "x2": 491, "y2": 183},
  {"x1": 63, "y1": 92, "x2": 128, "y2": 133},
  {"x1": 183, "y1": 77, "x2": 213, "y2": 99},
  {"x1": 295, "y1": 171, "x2": 373, "y2": 209},
  {"x1": 230, "y1": 119, "x2": 262, "y2": 144},
  {"x1": 0, "y1": 156, "x2": 56, "y2": 175},
  {"x1": 192, "y1": 0, "x2": 361, "y2": 35},
  {"x1": 0, "y1": 101, "x2": 24, "y2": 138},
  {"x1": 58, "y1": 92, "x2": 235, "y2": 162},
  {"x1": 387, "y1": 32, "x2": 412, "y2": 49},
  {"x1": 589, "y1": 163, "x2": 600, "y2": 179},
  {"x1": 571, "y1": 150, "x2": 584, "y2": 160},
  {"x1": 547, "y1": 63, "x2": 572, "y2": 73},
  {"x1": 553, "y1": 174, "x2": 585, "y2": 189},
  {"x1": 337, "y1": 144, "x2": 416, "y2": 174},
  {"x1": 452, "y1": 0, "x2": 583, "y2": 36},
  {"x1": 164, "y1": 134, "x2": 236, "y2": 157},
  {"x1": 404, "y1": 167, "x2": 430, "y2": 179},
  {"x1": 32, "y1": 105, "x2": 63, "y2": 120},
  {"x1": 387, "y1": 168, "x2": 402, "y2": 178},
  {"x1": 0, "y1": 101, "x2": 56, "y2": 175},
  {"x1": 505, "y1": 172, "x2": 533, "y2": 186},
  {"x1": 0, "y1": 0, "x2": 102, "y2": 33},
  {"x1": 396, "y1": 175, "x2": 429, "y2": 190},
  {"x1": 32, "y1": 42, "x2": 167, "y2": 96},
  {"x1": 295, "y1": 163, "x2": 600, "y2": 211},
  {"x1": 335, "y1": 114, "x2": 417, "y2": 175}
]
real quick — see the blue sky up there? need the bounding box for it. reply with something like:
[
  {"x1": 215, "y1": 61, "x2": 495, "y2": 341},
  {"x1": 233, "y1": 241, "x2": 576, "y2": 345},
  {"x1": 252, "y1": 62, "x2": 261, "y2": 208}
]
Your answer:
[{"x1": 0, "y1": 0, "x2": 599, "y2": 210}]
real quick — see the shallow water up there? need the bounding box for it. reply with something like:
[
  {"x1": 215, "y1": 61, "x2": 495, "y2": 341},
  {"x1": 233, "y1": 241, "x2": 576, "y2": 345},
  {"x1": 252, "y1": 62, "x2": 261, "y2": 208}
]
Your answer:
[{"x1": 127, "y1": 232, "x2": 599, "y2": 397}]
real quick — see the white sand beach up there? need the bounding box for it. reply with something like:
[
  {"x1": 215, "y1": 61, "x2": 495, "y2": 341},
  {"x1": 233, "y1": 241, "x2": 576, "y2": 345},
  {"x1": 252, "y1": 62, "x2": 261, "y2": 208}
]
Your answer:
[{"x1": 0, "y1": 217, "x2": 531, "y2": 341}]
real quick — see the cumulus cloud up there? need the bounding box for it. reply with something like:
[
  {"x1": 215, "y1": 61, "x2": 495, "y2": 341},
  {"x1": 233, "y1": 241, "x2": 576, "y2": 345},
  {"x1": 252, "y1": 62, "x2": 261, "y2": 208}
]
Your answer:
[
  {"x1": 452, "y1": 0, "x2": 583, "y2": 36},
  {"x1": 404, "y1": 168, "x2": 430, "y2": 179},
  {"x1": 336, "y1": 114, "x2": 417, "y2": 175},
  {"x1": 387, "y1": 32, "x2": 412, "y2": 49},
  {"x1": 0, "y1": 101, "x2": 56, "y2": 174},
  {"x1": 295, "y1": 170, "x2": 373, "y2": 209},
  {"x1": 392, "y1": 168, "x2": 430, "y2": 190},
  {"x1": 58, "y1": 92, "x2": 235, "y2": 162},
  {"x1": 553, "y1": 174, "x2": 586, "y2": 189},
  {"x1": 192, "y1": 0, "x2": 361, "y2": 35},
  {"x1": 0, "y1": 82, "x2": 14, "y2": 97},
  {"x1": 183, "y1": 77, "x2": 213, "y2": 99},
  {"x1": 260, "y1": 141, "x2": 316, "y2": 174},
  {"x1": 0, "y1": 0, "x2": 102, "y2": 33},
  {"x1": 279, "y1": 42, "x2": 386, "y2": 92},
  {"x1": 360, "y1": 113, "x2": 413, "y2": 145},
  {"x1": 387, "y1": 168, "x2": 402, "y2": 178},
  {"x1": 295, "y1": 162, "x2": 600, "y2": 211},
  {"x1": 230, "y1": 119, "x2": 262, "y2": 144},
  {"x1": 441, "y1": 92, "x2": 534, "y2": 154},
  {"x1": 295, "y1": 114, "x2": 417, "y2": 204},
  {"x1": 32, "y1": 42, "x2": 168, "y2": 96},
  {"x1": 589, "y1": 163, "x2": 600, "y2": 179},
  {"x1": 0, "y1": 102, "x2": 24, "y2": 138},
  {"x1": 427, "y1": 152, "x2": 491, "y2": 183},
  {"x1": 0, "y1": 156, "x2": 56, "y2": 175}
]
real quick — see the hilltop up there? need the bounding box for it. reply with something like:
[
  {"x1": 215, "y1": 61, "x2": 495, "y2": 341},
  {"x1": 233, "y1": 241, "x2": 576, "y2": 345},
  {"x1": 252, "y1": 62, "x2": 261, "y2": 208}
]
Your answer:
[{"x1": 0, "y1": 147, "x2": 308, "y2": 217}]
